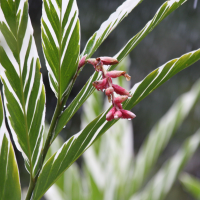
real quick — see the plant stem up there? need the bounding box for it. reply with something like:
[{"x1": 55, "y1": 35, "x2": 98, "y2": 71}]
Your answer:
[
  {"x1": 42, "y1": 100, "x2": 63, "y2": 162},
  {"x1": 25, "y1": 176, "x2": 35, "y2": 200}
]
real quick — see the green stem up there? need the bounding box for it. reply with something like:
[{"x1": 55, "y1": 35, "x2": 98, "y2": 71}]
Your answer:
[
  {"x1": 42, "y1": 100, "x2": 63, "y2": 162},
  {"x1": 25, "y1": 176, "x2": 35, "y2": 200}
]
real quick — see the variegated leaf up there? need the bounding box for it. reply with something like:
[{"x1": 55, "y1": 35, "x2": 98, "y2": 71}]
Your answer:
[
  {"x1": 32, "y1": 48, "x2": 200, "y2": 199},
  {"x1": 0, "y1": 94, "x2": 21, "y2": 200},
  {"x1": 81, "y1": 0, "x2": 143, "y2": 58},
  {"x1": 128, "y1": 77, "x2": 200, "y2": 195},
  {"x1": 180, "y1": 173, "x2": 200, "y2": 199},
  {"x1": 42, "y1": 0, "x2": 80, "y2": 100},
  {"x1": 0, "y1": 0, "x2": 45, "y2": 176},
  {"x1": 55, "y1": 0, "x2": 188, "y2": 137},
  {"x1": 130, "y1": 129, "x2": 200, "y2": 200}
]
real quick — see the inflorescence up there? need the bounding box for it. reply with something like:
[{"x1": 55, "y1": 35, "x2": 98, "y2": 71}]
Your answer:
[{"x1": 78, "y1": 56, "x2": 136, "y2": 121}]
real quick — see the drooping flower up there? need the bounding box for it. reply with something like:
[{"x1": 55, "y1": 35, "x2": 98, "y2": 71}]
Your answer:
[
  {"x1": 114, "y1": 95, "x2": 128, "y2": 104},
  {"x1": 87, "y1": 56, "x2": 136, "y2": 121},
  {"x1": 114, "y1": 110, "x2": 122, "y2": 119},
  {"x1": 98, "y1": 57, "x2": 119, "y2": 65},
  {"x1": 106, "y1": 107, "x2": 116, "y2": 121},
  {"x1": 120, "y1": 110, "x2": 136, "y2": 119},
  {"x1": 112, "y1": 84, "x2": 131, "y2": 97},
  {"x1": 92, "y1": 78, "x2": 108, "y2": 91},
  {"x1": 105, "y1": 87, "x2": 114, "y2": 96}
]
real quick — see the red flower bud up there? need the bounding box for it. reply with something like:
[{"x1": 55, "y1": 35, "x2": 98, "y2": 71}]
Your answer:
[
  {"x1": 78, "y1": 55, "x2": 87, "y2": 69},
  {"x1": 92, "y1": 78, "x2": 108, "y2": 91},
  {"x1": 105, "y1": 87, "x2": 114, "y2": 96},
  {"x1": 98, "y1": 57, "x2": 119, "y2": 65},
  {"x1": 112, "y1": 84, "x2": 131, "y2": 97},
  {"x1": 114, "y1": 95, "x2": 128, "y2": 104},
  {"x1": 121, "y1": 110, "x2": 136, "y2": 119},
  {"x1": 114, "y1": 110, "x2": 122, "y2": 119},
  {"x1": 106, "y1": 107, "x2": 116, "y2": 121}
]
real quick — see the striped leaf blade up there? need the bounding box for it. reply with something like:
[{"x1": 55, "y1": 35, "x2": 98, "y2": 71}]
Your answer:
[
  {"x1": 130, "y1": 129, "x2": 200, "y2": 200},
  {"x1": 128, "y1": 78, "x2": 200, "y2": 195},
  {"x1": 81, "y1": 0, "x2": 143, "y2": 58},
  {"x1": 0, "y1": 94, "x2": 21, "y2": 200},
  {"x1": 55, "y1": 0, "x2": 188, "y2": 137},
  {"x1": 0, "y1": 0, "x2": 45, "y2": 176},
  {"x1": 42, "y1": 0, "x2": 80, "y2": 100},
  {"x1": 180, "y1": 173, "x2": 200, "y2": 199},
  {"x1": 32, "y1": 48, "x2": 200, "y2": 200}
]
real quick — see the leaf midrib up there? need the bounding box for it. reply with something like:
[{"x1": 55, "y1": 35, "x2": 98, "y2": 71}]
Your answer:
[{"x1": 58, "y1": 3, "x2": 62, "y2": 103}]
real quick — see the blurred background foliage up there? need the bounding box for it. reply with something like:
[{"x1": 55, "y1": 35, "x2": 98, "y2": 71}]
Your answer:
[{"x1": 5, "y1": 0, "x2": 200, "y2": 199}]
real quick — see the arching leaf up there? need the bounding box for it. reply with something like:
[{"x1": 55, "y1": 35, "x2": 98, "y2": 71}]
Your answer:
[
  {"x1": 41, "y1": 0, "x2": 80, "y2": 100},
  {"x1": 0, "y1": 0, "x2": 45, "y2": 176}
]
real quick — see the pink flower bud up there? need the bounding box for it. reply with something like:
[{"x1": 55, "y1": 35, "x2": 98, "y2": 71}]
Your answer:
[
  {"x1": 121, "y1": 110, "x2": 136, "y2": 119},
  {"x1": 98, "y1": 57, "x2": 119, "y2": 65},
  {"x1": 114, "y1": 95, "x2": 128, "y2": 104},
  {"x1": 106, "y1": 71, "x2": 131, "y2": 81},
  {"x1": 112, "y1": 84, "x2": 132, "y2": 97},
  {"x1": 114, "y1": 110, "x2": 122, "y2": 119},
  {"x1": 92, "y1": 78, "x2": 108, "y2": 91},
  {"x1": 106, "y1": 107, "x2": 116, "y2": 121},
  {"x1": 105, "y1": 87, "x2": 114, "y2": 96},
  {"x1": 87, "y1": 58, "x2": 98, "y2": 66},
  {"x1": 78, "y1": 55, "x2": 87, "y2": 69}
]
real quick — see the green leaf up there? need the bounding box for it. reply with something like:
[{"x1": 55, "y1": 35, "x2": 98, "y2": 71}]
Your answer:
[
  {"x1": 81, "y1": 0, "x2": 143, "y2": 58},
  {"x1": 55, "y1": 0, "x2": 188, "y2": 137},
  {"x1": 130, "y1": 129, "x2": 200, "y2": 200},
  {"x1": 41, "y1": 0, "x2": 80, "y2": 100},
  {"x1": 0, "y1": 94, "x2": 21, "y2": 200},
  {"x1": 115, "y1": 0, "x2": 187, "y2": 62},
  {"x1": 0, "y1": 0, "x2": 45, "y2": 176},
  {"x1": 128, "y1": 77, "x2": 200, "y2": 195},
  {"x1": 180, "y1": 173, "x2": 200, "y2": 199}
]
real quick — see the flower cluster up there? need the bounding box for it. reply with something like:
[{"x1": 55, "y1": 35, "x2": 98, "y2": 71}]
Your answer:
[{"x1": 79, "y1": 56, "x2": 136, "y2": 121}]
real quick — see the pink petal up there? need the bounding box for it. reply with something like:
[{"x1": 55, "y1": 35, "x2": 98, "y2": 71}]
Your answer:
[
  {"x1": 112, "y1": 84, "x2": 131, "y2": 97},
  {"x1": 121, "y1": 109, "x2": 136, "y2": 119},
  {"x1": 98, "y1": 57, "x2": 119, "y2": 65},
  {"x1": 114, "y1": 110, "x2": 122, "y2": 119},
  {"x1": 114, "y1": 95, "x2": 128, "y2": 104},
  {"x1": 106, "y1": 107, "x2": 116, "y2": 121},
  {"x1": 105, "y1": 87, "x2": 114, "y2": 96}
]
